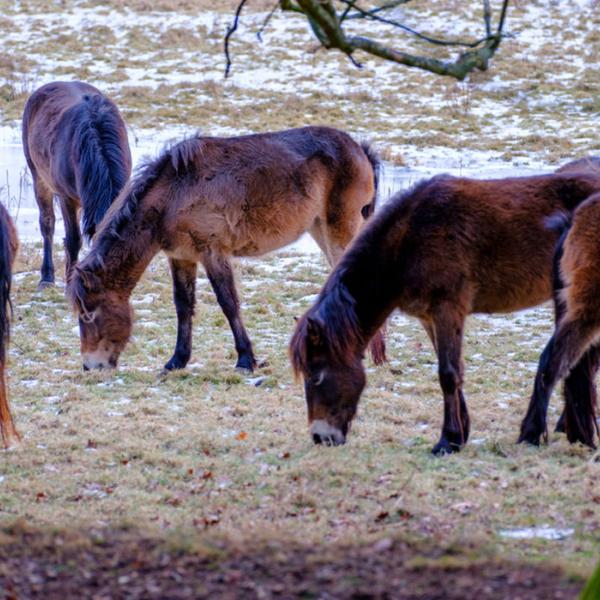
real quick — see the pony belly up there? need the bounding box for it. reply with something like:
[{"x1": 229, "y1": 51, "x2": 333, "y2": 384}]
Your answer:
[
  {"x1": 231, "y1": 222, "x2": 313, "y2": 257},
  {"x1": 472, "y1": 280, "x2": 552, "y2": 314}
]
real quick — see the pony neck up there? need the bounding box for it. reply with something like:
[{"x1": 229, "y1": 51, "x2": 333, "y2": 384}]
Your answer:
[
  {"x1": 90, "y1": 220, "x2": 161, "y2": 298},
  {"x1": 333, "y1": 237, "x2": 401, "y2": 350}
]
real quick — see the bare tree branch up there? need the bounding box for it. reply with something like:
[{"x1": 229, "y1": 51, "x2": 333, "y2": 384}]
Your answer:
[
  {"x1": 257, "y1": 1, "x2": 280, "y2": 41},
  {"x1": 483, "y1": 0, "x2": 492, "y2": 37},
  {"x1": 338, "y1": 0, "x2": 502, "y2": 48},
  {"x1": 225, "y1": 0, "x2": 511, "y2": 81},
  {"x1": 224, "y1": 0, "x2": 250, "y2": 78},
  {"x1": 344, "y1": 0, "x2": 413, "y2": 20}
]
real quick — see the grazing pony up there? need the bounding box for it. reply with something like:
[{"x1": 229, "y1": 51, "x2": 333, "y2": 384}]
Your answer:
[
  {"x1": 519, "y1": 192, "x2": 600, "y2": 448},
  {"x1": 0, "y1": 203, "x2": 19, "y2": 447},
  {"x1": 22, "y1": 81, "x2": 132, "y2": 287},
  {"x1": 67, "y1": 127, "x2": 381, "y2": 372},
  {"x1": 290, "y1": 171, "x2": 600, "y2": 453}
]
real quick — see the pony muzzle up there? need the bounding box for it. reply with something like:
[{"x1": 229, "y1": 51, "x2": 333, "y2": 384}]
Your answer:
[
  {"x1": 310, "y1": 420, "x2": 346, "y2": 446},
  {"x1": 82, "y1": 349, "x2": 118, "y2": 370}
]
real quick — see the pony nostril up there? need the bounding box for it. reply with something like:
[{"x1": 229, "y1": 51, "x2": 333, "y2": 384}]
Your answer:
[
  {"x1": 83, "y1": 364, "x2": 90, "y2": 372},
  {"x1": 312, "y1": 433, "x2": 322, "y2": 445}
]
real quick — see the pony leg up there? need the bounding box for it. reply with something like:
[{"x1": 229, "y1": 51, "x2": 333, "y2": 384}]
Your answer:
[
  {"x1": 202, "y1": 251, "x2": 256, "y2": 372},
  {"x1": 164, "y1": 258, "x2": 197, "y2": 371},
  {"x1": 0, "y1": 362, "x2": 19, "y2": 448},
  {"x1": 518, "y1": 319, "x2": 597, "y2": 447},
  {"x1": 33, "y1": 175, "x2": 55, "y2": 289},
  {"x1": 561, "y1": 344, "x2": 600, "y2": 446},
  {"x1": 58, "y1": 196, "x2": 81, "y2": 281},
  {"x1": 430, "y1": 306, "x2": 469, "y2": 455}
]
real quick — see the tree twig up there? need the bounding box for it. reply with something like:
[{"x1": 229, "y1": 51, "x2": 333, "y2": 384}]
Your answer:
[
  {"x1": 224, "y1": 0, "x2": 249, "y2": 78},
  {"x1": 338, "y1": 0, "x2": 498, "y2": 48},
  {"x1": 257, "y1": 0, "x2": 280, "y2": 42},
  {"x1": 344, "y1": 0, "x2": 413, "y2": 20}
]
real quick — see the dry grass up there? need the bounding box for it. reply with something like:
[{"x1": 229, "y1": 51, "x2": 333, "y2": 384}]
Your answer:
[
  {"x1": 0, "y1": 0, "x2": 600, "y2": 586},
  {"x1": 1, "y1": 243, "x2": 599, "y2": 578},
  {"x1": 0, "y1": 1, "x2": 599, "y2": 163}
]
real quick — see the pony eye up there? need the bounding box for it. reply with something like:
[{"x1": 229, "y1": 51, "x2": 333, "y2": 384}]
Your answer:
[{"x1": 311, "y1": 371, "x2": 325, "y2": 386}]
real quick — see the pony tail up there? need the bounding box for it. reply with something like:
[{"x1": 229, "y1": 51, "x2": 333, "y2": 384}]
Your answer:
[
  {"x1": 74, "y1": 94, "x2": 130, "y2": 240},
  {"x1": 360, "y1": 142, "x2": 380, "y2": 218},
  {"x1": 0, "y1": 206, "x2": 19, "y2": 446},
  {"x1": 0, "y1": 208, "x2": 14, "y2": 365}
]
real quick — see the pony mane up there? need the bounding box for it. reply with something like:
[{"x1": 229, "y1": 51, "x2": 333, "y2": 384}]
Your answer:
[
  {"x1": 290, "y1": 272, "x2": 365, "y2": 378},
  {"x1": 73, "y1": 94, "x2": 130, "y2": 239},
  {"x1": 0, "y1": 206, "x2": 14, "y2": 364},
  {"x1": 90, "y1": 134, "x2": 204, "y2": 258}
]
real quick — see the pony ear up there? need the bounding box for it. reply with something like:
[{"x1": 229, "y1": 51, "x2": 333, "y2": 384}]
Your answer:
[
  {"x1": 306, "y1": 316, "x2": 325, "y2": 347},
  {"x1": 78, "y1": 267, "x2": 101, "y2": 293}
]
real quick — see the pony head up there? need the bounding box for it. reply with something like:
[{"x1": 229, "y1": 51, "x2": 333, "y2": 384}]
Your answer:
[
  {"x1": 68, "y1": 264, "x2": 133, "y2": 370},
  {"x1": 289, "y1": 287, "x2": 366, "y2": 446}
]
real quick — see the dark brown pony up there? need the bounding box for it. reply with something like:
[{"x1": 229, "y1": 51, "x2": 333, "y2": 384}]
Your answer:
[
  {"x1": 22, "y1": 81, "x2": 132, "y2": 288},
  {"x1": 519, "y1": 190, "x2": 600, "y2": 448},
  {"x1": 0, "y1": 203, "x2": 19, "y2": 447},
  {"x1": 67, "y1": 127, "x2": 382, "y2": 372},
  {"x1": 550, "y1": 156, "x2": 600, "y2": 437},
  {"x1": 290, "y1": 171, "x2": 600, "y2": 453}
]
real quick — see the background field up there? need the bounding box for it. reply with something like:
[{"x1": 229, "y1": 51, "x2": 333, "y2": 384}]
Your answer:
[{"x1": 0, "y1": 1, "x2": 599, "y2": 597}]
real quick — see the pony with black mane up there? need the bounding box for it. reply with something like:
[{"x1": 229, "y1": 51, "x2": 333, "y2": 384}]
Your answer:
[
  {"x1": 0, "y1": 203, "x2": 19, "y2": 447},
  {"x1": 22, "y1": 81, "x2": 131, "y2": 288},
  {"x1": 67, "y1": 126, "x2": 383, "y2": 372},
  {"x1": 290, "y1": 169, "x2": 600, "y2": 453}
]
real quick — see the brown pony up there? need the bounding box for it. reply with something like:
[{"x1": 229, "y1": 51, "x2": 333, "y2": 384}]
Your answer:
[
  {"x1": 549, "y1": 156, "x2": 600, "y2": 437},
  {"x1": 67, "y1": 127, "x2": 382, "y2": 372},
  {"x1": 290, "y1": 171, "x2": 600, "y2": 453},
  {"x1": 519, "y1": 191, "x2": 600, "y2": 448},
  {"x1": 22, "y1": 81, "x2": 132, "y2": 288},
  {"x1": 0, "y1": 203, "x2": 19, "y2": 447}
]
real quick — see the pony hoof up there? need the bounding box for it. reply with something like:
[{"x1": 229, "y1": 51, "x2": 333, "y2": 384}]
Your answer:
[
  {"x1": 235, "y1": 357, "x2": 256, "y2": 372},
  {"x1": 36, "y1": 280, "x2": 55, "y2": 291},
  {"x1": 164, "y1": 353, "x2": 190, "y2": 371},
  {"x1": 431, "y1": 439, "x2": 461, "y2": 456},
  {"x1": 517, "y1": 431, "x2": 541, "y2": 446}
]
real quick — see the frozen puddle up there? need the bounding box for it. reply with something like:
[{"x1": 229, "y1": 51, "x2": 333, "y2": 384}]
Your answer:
[{"x1": 499, "y1": 526, "x2": 575, "y2": 540}]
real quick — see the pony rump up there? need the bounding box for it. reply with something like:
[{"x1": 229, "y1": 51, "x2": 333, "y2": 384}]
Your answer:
[
  {"x1": 360, "y1": 142, "x2": 380, "y2": 218},
  {"x1": 290, "y1": 276, "x2": 365, "y2": 378},
  {"x1": 73, "y1": 94, "x2": 131, "y2": 239}
]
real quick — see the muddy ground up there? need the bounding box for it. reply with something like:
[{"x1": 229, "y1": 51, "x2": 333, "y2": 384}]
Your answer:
[{"x1": 0, "y1": 525, "x2": 584, "y2": 599}]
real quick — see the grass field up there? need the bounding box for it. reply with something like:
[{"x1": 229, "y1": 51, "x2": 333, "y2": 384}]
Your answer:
[
  {"x1": 0, "y1": 243, "x2": 598, "y2": 596},
  {"x1": 1, "y1": 0, "x2": 599, "y2": 596}
]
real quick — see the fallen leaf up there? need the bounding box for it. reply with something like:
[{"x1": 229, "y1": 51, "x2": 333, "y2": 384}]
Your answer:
[{"x1": 235, "y1": 431, "x2": 248, "y2": 441}]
